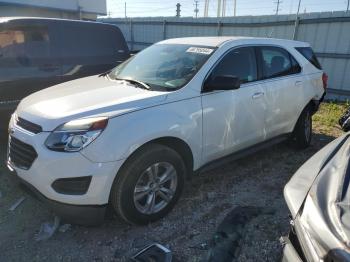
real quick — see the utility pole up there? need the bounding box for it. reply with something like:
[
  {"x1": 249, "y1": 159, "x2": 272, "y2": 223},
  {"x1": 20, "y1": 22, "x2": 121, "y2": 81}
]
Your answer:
[
  {"x1": 217, "y1": 0, "x2": 222, "y2": 17},
  {"x1": 347, "y1": 0, "x2": 349, "y2": 12},
  {"x1": 221, "y1": 0, "x2": 226, "y2": 17},
  {"x1": 292, "y1": 0, "x2": 302, "y2": 40},
  {"x1": 194, "y1": 0, "x2": 199, "y2": 18},
  {"x1": 124, "y1": 2, "x2": 127, "y2": 18},
  {"x1": 78, "y1": 5, "x2": 82, "y2": 20},
  {"x1": 176, "y1": 3, "x2": 181, "y2": 17},
  {"x1": 233, "y1": 0, "x2": 237, "y2": 16},
  {"x1": 204, "y1": 0, "x2": 209, "y2": 17},
  {"x1": 204, "y1": 0, "x2": 208, "y2": 17},
  {"x1": 274, "y1": 0, "x2": 282, "y2": 15}
]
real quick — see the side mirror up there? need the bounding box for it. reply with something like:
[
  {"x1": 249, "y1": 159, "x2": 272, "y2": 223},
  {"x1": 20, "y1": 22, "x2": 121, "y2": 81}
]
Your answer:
[{"x1": 204, "y1": 75, "x2": 240, "y2": 92}]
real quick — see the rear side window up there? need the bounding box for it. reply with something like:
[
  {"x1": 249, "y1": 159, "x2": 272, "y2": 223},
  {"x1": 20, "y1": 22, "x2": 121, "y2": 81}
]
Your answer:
[
  {"x1": 260, "y1": 46, "x2": 301, "y2": 79},
  {"x1": 296, "y1": 47, "x2": 322, "y2": 70},
  {"x1": 60, "y1": 22, "x2": 128, "y2": 59},
  {"x1": 211, "y1": 47, "x2": 257, "y2": 84}
]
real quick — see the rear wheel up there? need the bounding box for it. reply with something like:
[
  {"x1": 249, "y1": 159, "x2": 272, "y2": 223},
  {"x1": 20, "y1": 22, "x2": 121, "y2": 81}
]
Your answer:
[
  {"x1": 110, "y1": 144, "x2": 186, "y2": 225},
  {"x1": 293, "y1": 106, "x2": 312, "y2": 149}
]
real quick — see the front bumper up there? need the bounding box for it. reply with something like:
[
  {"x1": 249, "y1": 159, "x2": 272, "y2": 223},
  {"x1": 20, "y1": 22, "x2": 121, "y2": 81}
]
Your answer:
[
  {"x1": 12, "y1": 171, "x2": 106, "y2": 226},
  {"x1": 7, "y1": 116, "x2": 125, "y2": 224}
]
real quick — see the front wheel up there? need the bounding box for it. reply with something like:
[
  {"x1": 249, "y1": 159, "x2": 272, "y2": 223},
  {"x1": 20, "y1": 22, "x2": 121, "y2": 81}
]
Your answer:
[
  {"x1": 110, "y1": 144, "x2": 186, "y2": 225},
  {"x1": 293, "y1": 106, "x2": 312, "y2": 149}
]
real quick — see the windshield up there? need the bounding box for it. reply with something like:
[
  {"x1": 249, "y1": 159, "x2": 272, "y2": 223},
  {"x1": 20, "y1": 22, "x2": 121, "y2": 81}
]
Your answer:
[{"x1": 109, "y1": 44, "x2": 215, "y2": 90}]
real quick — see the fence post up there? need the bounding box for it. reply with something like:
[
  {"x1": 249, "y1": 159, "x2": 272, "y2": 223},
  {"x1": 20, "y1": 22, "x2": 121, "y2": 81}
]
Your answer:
[
  {"x1": 217, "y1": 21, "x2": 222, "y2": 36},
  {"x1": 129, "y1": 18, "x2": 134, "y2": 51},
  {"x1": 292, "y1": 16, "x2": 300, "y2": 40},
  {"x1": 163, "y1": 20, "x2": 167, "y2": 39}
]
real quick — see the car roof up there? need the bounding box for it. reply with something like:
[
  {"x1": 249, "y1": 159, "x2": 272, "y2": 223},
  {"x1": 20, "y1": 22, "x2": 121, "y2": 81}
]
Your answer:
[
  {"x1": 0, "y1": 17, "x2": 106, "y2": 26},
  {"x1": 158, "y1": 36, "x2": 309, "y2": 48}
]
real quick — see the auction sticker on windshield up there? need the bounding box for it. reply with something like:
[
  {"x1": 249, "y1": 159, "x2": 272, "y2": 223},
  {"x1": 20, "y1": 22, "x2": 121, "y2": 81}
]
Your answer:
[{"x1": 186, "y1": 47, "x2": 214, "y2": 55}]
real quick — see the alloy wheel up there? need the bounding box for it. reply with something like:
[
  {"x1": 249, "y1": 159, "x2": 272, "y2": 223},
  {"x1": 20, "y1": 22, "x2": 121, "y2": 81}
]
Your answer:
[{"x1": 133, "y1": 162, "x2": 178, "y2": 215}]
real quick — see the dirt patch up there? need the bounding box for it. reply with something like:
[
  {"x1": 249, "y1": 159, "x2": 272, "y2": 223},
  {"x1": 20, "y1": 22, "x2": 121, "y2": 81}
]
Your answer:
[{"x1": 0, "y1": 111, "x2": 344, "y2": 262}]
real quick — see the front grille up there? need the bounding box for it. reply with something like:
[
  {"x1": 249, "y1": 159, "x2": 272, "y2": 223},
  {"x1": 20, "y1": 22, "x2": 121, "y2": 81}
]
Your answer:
[
  {"x1": 16, "y1": 117, "x2": 42, "y2": 134},
  {"x1": 8, "y1": 136, "x2": 38, "y2": 170}
]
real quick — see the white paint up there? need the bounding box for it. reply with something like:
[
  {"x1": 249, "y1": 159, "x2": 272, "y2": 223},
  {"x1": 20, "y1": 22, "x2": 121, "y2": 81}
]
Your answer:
[{"x1": 9, "y1": 37, "x2": 324, "y2": 207}]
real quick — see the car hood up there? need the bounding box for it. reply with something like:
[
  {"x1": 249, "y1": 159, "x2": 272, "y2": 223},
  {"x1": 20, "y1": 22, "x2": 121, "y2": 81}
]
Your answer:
[
  {"x1": 285, "y1": 132, "x2": 350, "y2": 251},
  {"x1": 16, "y1": 75, "x2": 168, "y2": 131}
]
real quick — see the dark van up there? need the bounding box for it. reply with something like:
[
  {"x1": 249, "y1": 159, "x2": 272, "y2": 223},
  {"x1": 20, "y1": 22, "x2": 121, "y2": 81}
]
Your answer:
[{"x1": 0, "y1": 17, "x2": 129, "y2": 123}]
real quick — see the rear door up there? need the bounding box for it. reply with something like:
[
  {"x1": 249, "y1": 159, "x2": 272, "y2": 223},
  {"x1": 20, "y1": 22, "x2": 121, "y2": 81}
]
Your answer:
[
  {"x1": 257, "y1": 46, "x2": 303, "y2": 139},
  {"x1": 0, "y1": 19, "x2": 62, "y2": 109},
  {"x1": 201, "y1": 46, "x2": 267, "y2": 163}
]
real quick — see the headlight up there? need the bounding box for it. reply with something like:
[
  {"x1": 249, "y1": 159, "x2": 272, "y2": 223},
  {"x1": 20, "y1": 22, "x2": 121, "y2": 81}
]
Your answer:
[{"x1": 45, "y1": 117, "x2": 108, "y2": 152}]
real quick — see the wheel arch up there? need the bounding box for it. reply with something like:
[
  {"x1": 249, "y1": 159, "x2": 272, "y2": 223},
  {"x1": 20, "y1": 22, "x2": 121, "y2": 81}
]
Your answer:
[
  {"x1": 117, "y1": 136, "x2": 194, "y2": 180},
  {"x1": 292, "y1": 99, "x2": 315, "y2": 133}
]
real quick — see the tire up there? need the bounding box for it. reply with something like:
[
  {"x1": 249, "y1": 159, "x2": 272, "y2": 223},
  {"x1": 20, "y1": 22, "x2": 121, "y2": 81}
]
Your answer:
[
  {"x1": 293, "y1": 106, "x2": 312, "y2": 149},
  {"x1": 110, "y1": 144, "x2": 186, "y2": 225}
]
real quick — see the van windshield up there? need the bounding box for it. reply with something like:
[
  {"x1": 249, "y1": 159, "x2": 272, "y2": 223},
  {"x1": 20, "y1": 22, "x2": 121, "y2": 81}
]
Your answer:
[{"x1": 109, "y1": 44, "x2": 215, "y2": 90}]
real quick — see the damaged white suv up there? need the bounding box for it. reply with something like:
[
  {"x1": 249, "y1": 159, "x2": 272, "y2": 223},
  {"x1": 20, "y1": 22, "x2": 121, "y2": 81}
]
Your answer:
[{"x1": 7, "y1": 37, "x2": 326, "y2": 225}]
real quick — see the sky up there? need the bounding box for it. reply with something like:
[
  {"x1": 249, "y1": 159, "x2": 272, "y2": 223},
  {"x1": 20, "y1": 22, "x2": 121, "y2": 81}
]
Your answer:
[{"x1": 104, "y1": 0, "x2": 350, "y2": 18}]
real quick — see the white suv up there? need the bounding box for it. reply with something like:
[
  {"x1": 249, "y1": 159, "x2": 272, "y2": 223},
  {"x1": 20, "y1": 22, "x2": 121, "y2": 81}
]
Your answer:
[{"x1": 7, "y1": 37, "x2": 326, "y2": 225}]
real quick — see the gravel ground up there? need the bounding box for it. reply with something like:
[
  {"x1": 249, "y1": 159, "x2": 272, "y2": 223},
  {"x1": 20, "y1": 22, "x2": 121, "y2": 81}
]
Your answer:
[{"x1": 0, "y1": 116, "x2": 343, "y2": 262}]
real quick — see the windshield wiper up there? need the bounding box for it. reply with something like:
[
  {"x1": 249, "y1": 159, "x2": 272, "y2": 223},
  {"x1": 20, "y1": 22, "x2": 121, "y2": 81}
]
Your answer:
[
  {"x1": 99, "y1": 70, "x2": 112, "y2": 77},
  {"x1": 114, "y1": 77, "x2": 151, "y2": 90}
]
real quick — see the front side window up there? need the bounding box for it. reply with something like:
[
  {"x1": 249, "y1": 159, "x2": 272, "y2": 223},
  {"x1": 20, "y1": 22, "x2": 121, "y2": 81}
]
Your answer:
[
  {"x1": 260, "y1": 46, "x2": 300, "y2": 79},
  {"x1": 109, "y1": 44, "x2": 215, "y2": 91},
  {"x1": 209, "y1": 47, "x2": 257, "y2": 84}
]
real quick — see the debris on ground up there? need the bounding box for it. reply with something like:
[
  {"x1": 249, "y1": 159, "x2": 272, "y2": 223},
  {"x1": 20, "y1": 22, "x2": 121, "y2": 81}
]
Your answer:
[
  {"x1": 131, "y1": 243, "x2": 172, "y2": 262},
  {"x1": 189, "y1": 242, "x2": 209, "y2": 250},
  {"x1": 206, "y1": 206, "x2": 275, "y2": 262},
  {"x1": 8, "y1": 196, "x2": 26, "y2": 211},
  {"x1": 35, "y1": 216, "x2": 61, "y2": 241},
  {"x1": 58, "y1": 224, "x2": 71, "y2": 233}
]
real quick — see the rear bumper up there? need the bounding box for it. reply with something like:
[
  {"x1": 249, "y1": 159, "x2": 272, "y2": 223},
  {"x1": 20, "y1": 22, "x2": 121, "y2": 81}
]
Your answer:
[
  {"x1": 311, "y1": 91, "x2": 326, "y2": 114},
  {"x1": 12, "y1": 168, "x2": 106, "y2": 226}
]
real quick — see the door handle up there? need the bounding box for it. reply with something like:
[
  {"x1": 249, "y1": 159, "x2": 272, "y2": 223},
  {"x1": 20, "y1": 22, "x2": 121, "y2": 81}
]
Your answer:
[
  {"x1": 295, "y1": 81, "x2": 302, "y2": 86},
  {"x1": 252, "y1": 92, "x2": 264, "y2": 99}
]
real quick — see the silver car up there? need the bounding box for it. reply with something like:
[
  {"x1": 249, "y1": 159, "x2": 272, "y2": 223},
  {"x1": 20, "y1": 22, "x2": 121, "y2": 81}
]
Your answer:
[{"x1": 282, "y1": 132, "x2": 350, "y2": 261}]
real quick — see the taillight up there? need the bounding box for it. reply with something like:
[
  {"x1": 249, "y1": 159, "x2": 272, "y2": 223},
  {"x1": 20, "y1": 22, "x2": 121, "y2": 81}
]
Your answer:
[{"x1": 322, "y1": 73, "x2": 328, "y2": 90}]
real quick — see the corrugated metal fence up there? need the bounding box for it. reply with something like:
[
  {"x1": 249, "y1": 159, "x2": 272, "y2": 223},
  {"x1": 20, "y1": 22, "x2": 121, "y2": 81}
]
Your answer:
[{"x1": 100, "y1": 11, "x2": 350, "y2": 99}]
